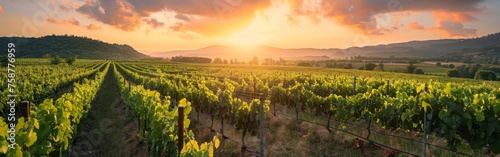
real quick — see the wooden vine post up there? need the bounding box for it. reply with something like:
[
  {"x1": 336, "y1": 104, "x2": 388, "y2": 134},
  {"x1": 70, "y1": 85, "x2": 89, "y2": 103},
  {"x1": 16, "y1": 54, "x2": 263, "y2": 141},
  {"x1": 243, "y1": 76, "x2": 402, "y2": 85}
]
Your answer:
[
  {"x1": 178, "y1": 106, "x2": 185, "y2": 156},
  {"x1": 20, "y1": 101, "x2": 30, "y2": 151}
]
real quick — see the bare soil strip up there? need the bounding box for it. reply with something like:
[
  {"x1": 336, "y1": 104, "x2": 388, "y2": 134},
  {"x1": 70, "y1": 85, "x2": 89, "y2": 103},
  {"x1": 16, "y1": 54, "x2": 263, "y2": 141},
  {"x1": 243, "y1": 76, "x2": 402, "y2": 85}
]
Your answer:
[{"x1": 69, "y1": 68, "x2": 150, "y2": 157}]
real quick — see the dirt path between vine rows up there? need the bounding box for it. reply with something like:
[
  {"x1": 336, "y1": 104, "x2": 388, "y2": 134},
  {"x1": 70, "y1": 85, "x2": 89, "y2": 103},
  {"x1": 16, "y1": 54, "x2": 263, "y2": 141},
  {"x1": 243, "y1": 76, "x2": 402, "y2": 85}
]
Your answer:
[{"x1": 69, "y1": 68, "x2": 150, "y2": 157}]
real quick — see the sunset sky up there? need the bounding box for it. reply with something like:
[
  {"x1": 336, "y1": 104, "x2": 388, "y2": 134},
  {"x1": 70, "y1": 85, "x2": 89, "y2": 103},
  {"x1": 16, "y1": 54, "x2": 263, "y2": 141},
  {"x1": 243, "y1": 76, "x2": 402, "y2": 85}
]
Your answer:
[{"x1": 1, "y1": 0, "x2": 499, "y2": 53}]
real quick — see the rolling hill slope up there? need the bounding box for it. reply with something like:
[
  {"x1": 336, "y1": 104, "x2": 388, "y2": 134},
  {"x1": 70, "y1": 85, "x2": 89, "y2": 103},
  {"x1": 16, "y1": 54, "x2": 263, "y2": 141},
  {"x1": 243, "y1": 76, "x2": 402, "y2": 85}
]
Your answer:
[{"x1": 0, "y1": 35, "x2": 150, "y2": 60}]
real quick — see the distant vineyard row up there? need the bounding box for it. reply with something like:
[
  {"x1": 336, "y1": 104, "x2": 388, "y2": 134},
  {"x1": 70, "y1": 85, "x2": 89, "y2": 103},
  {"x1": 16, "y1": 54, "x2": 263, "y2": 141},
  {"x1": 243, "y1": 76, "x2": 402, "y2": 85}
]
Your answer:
[{"x1": 116, "y1": 61, "x2": 500, "y2": 154}]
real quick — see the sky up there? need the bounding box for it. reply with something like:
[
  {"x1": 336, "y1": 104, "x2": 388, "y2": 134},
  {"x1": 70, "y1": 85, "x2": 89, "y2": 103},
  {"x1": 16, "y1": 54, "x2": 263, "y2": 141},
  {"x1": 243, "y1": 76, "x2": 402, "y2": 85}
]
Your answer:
[{"x1": 0, "y1": 0, "x2": 499, "y2": 53}]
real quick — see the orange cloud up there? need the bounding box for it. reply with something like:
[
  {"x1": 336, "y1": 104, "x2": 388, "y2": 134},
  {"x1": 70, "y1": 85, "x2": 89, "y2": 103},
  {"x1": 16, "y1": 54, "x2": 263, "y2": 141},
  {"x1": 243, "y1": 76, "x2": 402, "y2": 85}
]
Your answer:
[
  {"x1": 86, "y1": 24, "x2": 101, "y2": 30},
  {"x1": 432, "y1": 12, "x2": 478, "y2": 23},
  {"x1": 430, "y1": 11, "x2": 478, "y2": 37},
  {"x1": 408, "y1": 21, "x2": 425, "y2": 30},
  {"x1": 431, "y1": 21, "x2": 477, "y2": 37},
  {"x1": 47, "y1": 18, "x2": 80, "y2": 26},
  {"x1": 287, "y1": 0, "x2": 485, "y2": 35},
  {"x1": 77, "y1": 0, "x2": 272, "y2": 35},
  {"x1": 0, "y1": 5, "x2": 3, "y2": 14},
  {"x1": 175, "y1": 14, "x2": 191, "y2": 22},
  {"x1": 144, "y1": 18, "x2": 165, "y2": 29},
  {"x1": 77, "y1": 0, "x2": 142, "y2": 31},
  {"x1": 59, "y1": 2, "x2": 80, "y2": 12}
]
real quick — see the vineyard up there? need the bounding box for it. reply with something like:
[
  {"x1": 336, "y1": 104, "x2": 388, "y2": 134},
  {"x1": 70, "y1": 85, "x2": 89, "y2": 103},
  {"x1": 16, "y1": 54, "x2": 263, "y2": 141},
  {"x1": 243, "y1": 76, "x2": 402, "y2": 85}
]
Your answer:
[{"x1": 1, "y1": 59, "x2": 500, "y2": 156}]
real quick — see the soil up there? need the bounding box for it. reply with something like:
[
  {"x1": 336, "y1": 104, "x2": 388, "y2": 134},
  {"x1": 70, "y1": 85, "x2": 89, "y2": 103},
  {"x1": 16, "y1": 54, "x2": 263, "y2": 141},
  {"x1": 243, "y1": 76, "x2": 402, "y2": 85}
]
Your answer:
[{"x1": 69, "y1": 68, "x2": 150, "y2": 157}]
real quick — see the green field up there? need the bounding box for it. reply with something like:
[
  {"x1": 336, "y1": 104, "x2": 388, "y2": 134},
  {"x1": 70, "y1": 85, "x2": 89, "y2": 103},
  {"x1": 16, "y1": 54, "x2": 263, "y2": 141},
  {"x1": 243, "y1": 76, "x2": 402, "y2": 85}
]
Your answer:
[{"x1": 2, "y1": 59, "x2": 500, "y2": 157}]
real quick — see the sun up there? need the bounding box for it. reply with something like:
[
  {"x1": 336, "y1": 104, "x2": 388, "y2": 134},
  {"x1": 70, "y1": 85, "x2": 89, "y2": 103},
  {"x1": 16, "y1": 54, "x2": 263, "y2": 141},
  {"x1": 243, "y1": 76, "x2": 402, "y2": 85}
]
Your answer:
[{"x1": 226, "y1": 14, "x2": 269, "y2": 47}]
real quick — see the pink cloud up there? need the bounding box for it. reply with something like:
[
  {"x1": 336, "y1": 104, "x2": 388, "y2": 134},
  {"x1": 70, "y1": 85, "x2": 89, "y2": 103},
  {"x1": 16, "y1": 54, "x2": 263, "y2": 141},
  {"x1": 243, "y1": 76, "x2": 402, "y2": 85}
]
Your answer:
[
  {"x1": 143, "y1": 18, "x2": 165, "y2": 29},
  {"x1": 408, "y1": 21, "x2": 425, "y2": 30},
  {"x1": 86, "y1": 24, "x2": 102, "y2": 30},
  {"x1": 46, "y1": 17, "x2": 80, "y2": 26},
  {"x1": 287, "y1": 0, "x2": 485, "y2": 35}
]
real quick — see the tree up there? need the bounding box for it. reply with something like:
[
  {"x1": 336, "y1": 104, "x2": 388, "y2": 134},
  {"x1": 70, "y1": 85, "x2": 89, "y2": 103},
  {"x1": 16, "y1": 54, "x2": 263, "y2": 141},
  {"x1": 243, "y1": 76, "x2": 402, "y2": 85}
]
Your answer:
[
  {"x1": 252, "y1": 56, "x2": 259, "y2": 65},
  {"x1": 42, "y1": 54, "x2": 51, "y2": 58},
  {"x1": 223, "y1": 59, "x2": 228, "y2": 64},
  {"x1": 468, "y1": 64, "x2": 481, "y2": 77},
  {"x1": 474, "y1": 70, "x2": 497, "y2": 80},
  {"x1": 297, "y1": 62, "x2": 312, "y2": 67},
  {"x1": 414, "y1": 68, "x2": 424, "y2": 74},
  {"x1": 363, "y1": 62, "x2": 377, "y2": 70},
  {"x1": 377, "y1": 63, "x2": 384, "y2": 70},
  {"x1": 463, "y1": 56, "x2": 473, "y2": 63},
  {"x1": 171, "y1": 56, "x2": 211, "y2": 63},
  {"x1": 408, "y1": 59, "x2": 418, "y2": 64},
  {"x1": 0, "y1": 56, "x2": 8, "y2": 67},
  {"x1": 373, "y1": 66, "x2": 385, "y2": 71},
  {"x1": 446, "y1": 69, "x2": 461, "y2": 77},
  {"x1": 279, "y1": 58, "x2": 286, "y2": 65},
  {"x1": 436, "y1": 62, "x2": 442, "y2": 67},
  {"x1": 51, "y1": 55, "x2": 63, "y2": 65},
  {"x1": 405, "y1": 63, "x2": 417, "y2": 73},
  {"x1": 344, "y1": 63, "x2": 353, "y2": 69},
  {"x1": 448, "y1": 64, "x2": 455, "y2": 69},
  {"x1": 66, "y1": 55, "x2": 77, "y2": 65},
  {"x1": 213, "y1": 57, "x2": 223, "y2": 64}
]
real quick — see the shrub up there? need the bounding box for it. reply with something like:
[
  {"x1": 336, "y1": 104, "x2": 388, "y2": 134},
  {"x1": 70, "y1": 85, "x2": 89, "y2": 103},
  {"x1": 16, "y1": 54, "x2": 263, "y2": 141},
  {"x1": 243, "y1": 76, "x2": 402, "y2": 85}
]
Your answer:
[
  {"x1": 66, "y1": 55, "x2": 77, "y2": 65},
  {"x1": 405, "y1": 64, "x2": 417, "y2": 73},
  {"x1": 51, "y1": 55, "x2": 63, "y2": 65},
  {"x1": 414, "y1": 68, "x2": 424, "y2": 74},
  {"x1": 446, "y1": 69, "x2": 461, "y2": 77},
  {"x1": 474, "y1": 70, "x2": 497, "y2": 81},
  {"x1": 363, "y1": 62, "x2": 377, "y2": 70}
]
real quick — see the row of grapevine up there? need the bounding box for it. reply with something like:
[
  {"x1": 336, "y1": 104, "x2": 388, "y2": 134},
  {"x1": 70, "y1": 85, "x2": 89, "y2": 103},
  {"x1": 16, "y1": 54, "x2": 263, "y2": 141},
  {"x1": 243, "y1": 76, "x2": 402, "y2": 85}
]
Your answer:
[
  {"x1": 119, "y1": 61, "x2": 500, "y2": 154},
  {"x1": 116, "y1": 63, "x2": 270, "y2": 146},
  {"x1": 113, "y1": 63, "x2": 220, "y2": 156},
  {"x1": 0, "y1": 62, "x2": 110, "y2": 156},
  {"x1": 0, "y1": 61, "x2": 107, "y2": 109},
  {"x1": 269, "y1": 80, "x2": 500, "y2": 153}
]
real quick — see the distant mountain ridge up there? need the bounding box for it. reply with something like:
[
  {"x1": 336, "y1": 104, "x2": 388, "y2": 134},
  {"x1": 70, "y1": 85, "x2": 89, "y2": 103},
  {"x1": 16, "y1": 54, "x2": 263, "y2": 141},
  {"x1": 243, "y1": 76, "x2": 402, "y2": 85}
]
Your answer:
[
  {"x1": 0, "y1": 35, "x2": 150, "y2": 60},
  {"x1": 149, "y1": 45, "x2": 341, "y2": 61},
  {"x1": 149, "y1": 32, "x2": 500, "y2": 60}
]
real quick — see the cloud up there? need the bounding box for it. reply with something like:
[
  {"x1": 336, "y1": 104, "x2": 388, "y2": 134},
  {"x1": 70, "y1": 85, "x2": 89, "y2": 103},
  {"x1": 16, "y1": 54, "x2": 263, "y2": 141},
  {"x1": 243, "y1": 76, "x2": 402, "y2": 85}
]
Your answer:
[
  {"x1": 432, "y1": 21, "x2": 477, "y2": 37},
  {"x1": 175, "y1": 14, "x2": 191, "y2": 21},
  {"x1": 59, "y1": 2, "x2": 80, "y2": 12},
  {"x1": 76, "y1": 0, "x2": 271, "y2": 35},
  {"x1": 86, "y1": 24, "x2": 102, "y2": 30},
  {"x1": 170, "y1": 22, "x2": 185, "y2": 32},
  {"x1": 0, "y1": 5, "x2": 3, "y2": 14},
  {"x1": 287, "y1": 0, "x2": 485, "y2": 35},
  {"x1": 46, "y1": 17, "x2": 80, "y2": 26},
  {"x1": 143, "y1": 18, "x2": 165, "y2": 29},
  {"x1": 408, "y1": 21, "x2": 425, "y2": 30},
  {"x1": 77, "y1": 0, "x2": 143, "y2": 31}
]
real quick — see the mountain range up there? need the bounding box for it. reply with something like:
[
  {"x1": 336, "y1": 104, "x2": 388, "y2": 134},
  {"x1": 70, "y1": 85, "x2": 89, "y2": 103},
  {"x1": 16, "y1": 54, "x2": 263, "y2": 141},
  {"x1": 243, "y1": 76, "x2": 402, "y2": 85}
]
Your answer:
[
  {"x1": 1, "y1": 32, "x2": 499, "y2": 61},
  {"x1": 148, "y1": 32, "x2": 500, "y2": 60}
]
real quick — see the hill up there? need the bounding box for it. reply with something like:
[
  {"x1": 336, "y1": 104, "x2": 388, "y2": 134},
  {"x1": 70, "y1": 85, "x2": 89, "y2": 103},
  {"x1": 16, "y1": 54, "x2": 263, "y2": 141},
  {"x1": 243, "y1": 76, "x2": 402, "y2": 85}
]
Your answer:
[
  {"x1": 148, "y1": 32, "x2": 500, "y2": 60},
  {"x1": 149, "y1": 45, "x2": 342, "y2": 61},
  {"x1": 346, "y1": 32, "x2": 500, "y2": 57},
  {"x1": 0, "y1": 35, "x2": 150, "y2": 60}
]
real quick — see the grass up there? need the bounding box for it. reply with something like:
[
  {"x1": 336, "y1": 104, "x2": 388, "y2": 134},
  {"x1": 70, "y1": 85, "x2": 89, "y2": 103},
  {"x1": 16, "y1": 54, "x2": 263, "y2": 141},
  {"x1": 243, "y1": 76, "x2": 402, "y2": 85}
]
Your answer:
[
  {"x1": 271, "y1": 104, "x2": 478, "y2": 157},
  {"x1": 189, "y1": 110, "x2": 366, "y2": 157}
]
